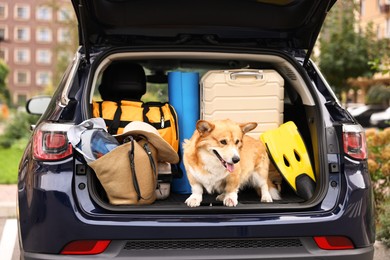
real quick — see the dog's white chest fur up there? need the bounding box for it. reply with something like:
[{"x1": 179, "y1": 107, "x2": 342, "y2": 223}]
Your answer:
[{"x1": 187, "y1": 151, "x2": 229, "y2": 193}]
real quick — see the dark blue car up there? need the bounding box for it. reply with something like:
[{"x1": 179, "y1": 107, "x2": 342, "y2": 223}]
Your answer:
[{"x1": 18, "y1": 0, "x2": 375, "y2": 259}]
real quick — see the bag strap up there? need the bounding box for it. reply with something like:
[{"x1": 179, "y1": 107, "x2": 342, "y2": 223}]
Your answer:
[
  {"x1": 128, "y1": 136, "x2": 142, "y2": 201},
  {"x1": 108, "y1": 101, "x2": 122, "y2": 134},
  {"x1": 142, "y1": 102, "x2": 151, "y2": 124},
  {"x1": 98, "y1": 102, "x2": 103, "y2": 117},
  {"x1": 143, "y1": 142, "x2": 157, "y2": 185},
  {"x1": 142, "y1": 102, "x2": 171, "y2": 130},
  {"x1": 167, "y1": 104, "x2": 179, "y2": 140},
  {"x1": 171, "y1": 145, "x2": 184, "y2": 179},
  {"x1": 127, "y1": 136, "x2": 157, "y2": 202}
]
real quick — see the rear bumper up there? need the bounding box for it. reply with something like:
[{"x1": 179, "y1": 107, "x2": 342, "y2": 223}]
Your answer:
[
  {"x1": 22, "y1": 239, "x2": 374, "y2": 260},
  {"x1": 18, "y1": 156, "x2": 375, "y2": 257},
  {"x1": 18, "y1": 179, "x2": 376, "y2": 255}
]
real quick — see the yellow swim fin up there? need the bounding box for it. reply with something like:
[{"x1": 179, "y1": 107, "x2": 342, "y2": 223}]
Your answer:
[{"x1": 261, "y1": 121, "x2": 316, "y2": 200}]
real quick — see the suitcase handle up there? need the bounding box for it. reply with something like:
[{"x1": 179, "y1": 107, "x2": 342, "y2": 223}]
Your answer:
[{"x1": 229, "y1": 70, "x2": 264, "y2": 80}]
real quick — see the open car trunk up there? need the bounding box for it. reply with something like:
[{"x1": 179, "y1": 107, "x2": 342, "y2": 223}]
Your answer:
[{"x1": 77, "y1": 49, "x2": 327, "y2": 213}]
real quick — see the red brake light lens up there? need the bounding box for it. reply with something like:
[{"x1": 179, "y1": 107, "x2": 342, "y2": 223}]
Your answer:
[
  {"x1": 44, "y1": 133, "x2": 67, "y2": 150},
  {"x1": 61, "y1": 240, "x2": 111, "y2": 255},
  {"x1": 33, "y1": 123, "x2": 73, "y2": 161},
  {"x1": 314, "y1": 236, "x2": 354, "y2": 250},
  {"x1": 342, "y1": 125, "x2": 367, "y2": 160}
]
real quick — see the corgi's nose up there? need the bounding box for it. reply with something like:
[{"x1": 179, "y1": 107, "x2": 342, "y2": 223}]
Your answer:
[{"x1": 232, "y1": 156, "x2": 240, "y2": 164}]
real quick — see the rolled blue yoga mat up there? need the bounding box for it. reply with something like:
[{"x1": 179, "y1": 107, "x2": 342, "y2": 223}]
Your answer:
[{"x1": 168, "y1": 71, "x2": 199, "y2": 194}]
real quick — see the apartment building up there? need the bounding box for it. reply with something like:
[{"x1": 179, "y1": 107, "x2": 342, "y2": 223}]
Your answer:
[
  {"x1": 360, "y1": 0, "x2": 390, "y2": 39},
  {"x1": 344, "y1": 0, "x2": 390, "y2": 103},
  {"x1": 0, "y1": 0, "x2": 75, "y2": 106}
]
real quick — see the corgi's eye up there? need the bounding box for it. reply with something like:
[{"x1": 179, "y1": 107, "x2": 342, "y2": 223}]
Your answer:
[
  {"x1": 220, "y1": 140, "x2": 227, "y2": 145},
  {"x1": 235, "y1": 139, "x2": 240, "y2": 145}
]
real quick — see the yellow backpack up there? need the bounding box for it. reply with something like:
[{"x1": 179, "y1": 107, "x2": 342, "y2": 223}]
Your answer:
[{"x1": 92, "y1": 100, "x2": 179, "y2": 152}]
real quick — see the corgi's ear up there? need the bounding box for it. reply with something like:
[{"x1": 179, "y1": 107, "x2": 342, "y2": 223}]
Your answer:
[
  {"x1": 240, "y1": 122, "x2": 257, "y2": 134},
  {"x1": 196, "y1": 120, "x2": 215, "y2": 136}
]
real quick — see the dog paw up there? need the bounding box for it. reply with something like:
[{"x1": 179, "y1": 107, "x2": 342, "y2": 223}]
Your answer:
[
  {"x1": 261, "y1": 192, "x2": 273, "y2": 203},
  {"x1": 269, "y1": 187, "x2": 281, "y2": 200},
  {"x1": 185, "y1": 194, "x2": 202, "y2": 207},
  {"x1": 216, "y1": 194, "x2": 225, "y2": 201},
  {"x1": 223, "y1": 193, "x2": 238, "y2": 207}
]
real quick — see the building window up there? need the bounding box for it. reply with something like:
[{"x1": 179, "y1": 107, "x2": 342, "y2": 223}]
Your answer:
[
  {"x1": 15, "y1": 4, "x2": 30, "y2": 20},
  {"x1": 386, "y1": 18, "x2": 390, "y2": 39},
  {"x1": 15, "y1": 27, "x2": 30, "y2": 41},
  {"x1": 57, "y1": 7, "x2": 72, "y2": 22},
  {"x1": 375, "y1": 24, "x2": 381, "y2": 39},
  {"x1": 360, "y1": 0, "x2": 365, "y2": 16},
  {"x1": 36, "y1": 49, "x2": 52, "y2": 64},
  {"x1": 0, "y1": 3, "x2": 8, "y2": 19},
  {"x1": 15, "y1": 70, "x2": 30, "y2": 85},
  {"x1": 0, "y1": 48, "x2": 8, "y2": 61},
  {"x1": 16, "y1": 93, "x2": 27, "y2": 106},
  {"x1": 0, "y1": 26, "x2": 7, "y2": 41},
  {"x1": 36, "y1": 27, "x2": 52, "y2": 42},
  {"x1": 14, "y1": 48, "x2": 30, "y2": 64},
  {"x1": 58, "y1": 50, "x2": 73, "y2": 63},
  {"x1": 57, "y1": 28, "x2": 71, "y2": 43},
  {"x1": 36, "y1": 71, "x2": 51, "y2": 86},
  {"x1": 36, "y1": 5, "x2": 52, "y2": 21}
]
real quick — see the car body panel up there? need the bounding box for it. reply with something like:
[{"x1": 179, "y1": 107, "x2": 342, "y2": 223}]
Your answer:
[
  {"x1": 18, "y1": 151, "x2": 374, "y2": 254},
  {"x1": 370, "y1": 107, "x2": 390, "y2": 128},
  {"x1": 18, "y1": 0, "x2": 375, "y2": 259},
  {"x1": 350, "y1": 105, "x2": 387, "y2": 127},
  {"x1": 71, "y1": 0, "x2": 336, "y2": 56}
]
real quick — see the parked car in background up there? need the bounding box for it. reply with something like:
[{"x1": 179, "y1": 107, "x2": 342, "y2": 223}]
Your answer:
[
  {"x1": 370, "y1": 107, "x2": 390, "y2": 129},
  {"x1": 349, "y1": 104, "x2": 387, "y2": 127},
  {"x1": 345, "y1": 103, "x2": 365, "y2": 114},
  {"x1": 18, "y1": 0, "x2": 375, "y2": 259}
]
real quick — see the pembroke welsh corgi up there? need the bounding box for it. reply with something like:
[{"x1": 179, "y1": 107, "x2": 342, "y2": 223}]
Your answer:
[{"x1": 183, "y1": 119, "x2": 281, "y2": 207}]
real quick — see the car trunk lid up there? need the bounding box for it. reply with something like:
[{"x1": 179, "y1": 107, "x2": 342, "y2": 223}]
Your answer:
[{"x1": 71, "y1": 0, "x2": 336, "y2": 64}]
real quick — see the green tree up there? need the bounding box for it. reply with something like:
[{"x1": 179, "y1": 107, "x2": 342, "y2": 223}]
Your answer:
[
  {"x1": 367, "y1": 20, "x2": 390, "y2": 75},
  {"x1": 45, "y1": 0, "x2": 78, "y2": 95},
  {"x1": 318, "y1": 0, "x2": 375, "y2": 97},
  {"x1": 0, "y1": 111, "x2": 39, "y2": 148},
  {"x1": 0, "y1": 59, "x2": 10, "y2": 106},
  {"x1": 366, "y1": 85, "x2": 390, "y2": 106},
  {"x1": 369, "y1": 58, "x2": 390, "y2": 75}
]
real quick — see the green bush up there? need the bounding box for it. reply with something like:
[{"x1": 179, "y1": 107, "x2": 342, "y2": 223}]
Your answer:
[
  {"x1": 366, "y1": 128, "x2": 390, "y2": 205},
  {"x1": 0, "y1": 135, "x2": 12, "y2": 148},
  {"x1": 377, "y1": 197, "x2": 390, "y2": 247},
  {"x1": 0, "y1": 110, "x2": 39, "y2": 184},
  {"x1": 366, "y1": 84, "x2": 390, "y2": 105},
  {"x1": 366, "y1": 128, "x2": 390, "y2": 246},
  {"x1": 0, "y1": 145, "x2": 24, "y2": 184},
  {"x1": 0, "y1": 110, "x2": 39, "y2": 148}
]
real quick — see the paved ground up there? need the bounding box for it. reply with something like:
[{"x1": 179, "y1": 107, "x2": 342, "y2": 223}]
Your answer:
[
  {"x1": 0, "y1": 185, "x2": 19, "y2": 259},
  {"x1": 0, "y1": 184, "x2": 389, "y2": 259},
  {"x1": 0, "y1": 185, "x2": 17, "y2": 218},
  {"x1": 0, "y1": 218, "x2": 19, "y2": 260},
  {"x1": 374, "y1": 241, "x2": 390, "y2": 260}
]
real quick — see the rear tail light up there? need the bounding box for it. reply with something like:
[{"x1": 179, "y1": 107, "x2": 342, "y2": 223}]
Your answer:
[
  {"x1": 60, "y1": 240, "x2": 111, "y2": 255},
  {"x1": 314, "y1": 236, "x2": 354, "y2": 250},
  {"x1": 342, "y1": 125, "x2": 367, "y2": 160},
  {"x1": 33, "y1": 123, "x2": 73, "y2": 161}
]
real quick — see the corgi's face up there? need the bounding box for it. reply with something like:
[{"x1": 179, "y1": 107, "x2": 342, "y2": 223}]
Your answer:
[{"x1": 195, "y1": 119, "x2": 257, "y2": 172}]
